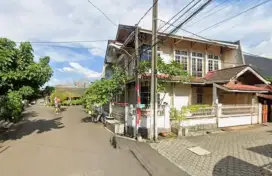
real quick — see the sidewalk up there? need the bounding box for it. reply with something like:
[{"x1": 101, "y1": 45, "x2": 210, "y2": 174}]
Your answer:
[
  {"x1": 116, "y1": 136, "x2": 190, "y2": 176},
  {"x1": 150, "y1": 126, "x2": 272, "y2": 176}
]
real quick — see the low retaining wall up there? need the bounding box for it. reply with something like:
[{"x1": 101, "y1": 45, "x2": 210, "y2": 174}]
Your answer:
[{"x1": 218, "y1": 115, "x2": 258, "y2": 128}]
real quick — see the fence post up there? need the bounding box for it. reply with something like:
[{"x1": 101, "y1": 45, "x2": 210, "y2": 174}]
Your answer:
[
  {"x1": 258, "y1": 103, "x2": 262, "y2": 124},
  {"x1": 125, "y1": 105, "x2": 128, "y2": 134},
  {"x1": 164, "y1": 105, "x2": 170, "y2": 129},
  {"x1": 109, "y1": 102, "x2": 113, "y2": 117},
  {"x1": 216, "y1": 104, "x2": 222, "y2": 128}
]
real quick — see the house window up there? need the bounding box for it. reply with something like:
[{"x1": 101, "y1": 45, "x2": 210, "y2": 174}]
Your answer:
[
  {"x1": 175, "y1": 50, "x2": 188, "y2": 71},
  {"x1": 141, "y1": 86, "x2": 161, "y2": 106},
  {"x1": 207, "y1": 54, "x2": 220, "y2": 72},
  {"x1": 141, "y1": 44, "x2": 162, "y2": 61},
  {"x1": 192, "y1": 52, "x2": 203, "y2": 77},
  {"x1": 196, "y1": 87, "x2": 203, "y2": 104}
]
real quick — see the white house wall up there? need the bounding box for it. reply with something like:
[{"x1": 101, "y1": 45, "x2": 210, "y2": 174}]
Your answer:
[
  {"x1": 159, "y1": 84, "x2": 172, "y2": 106},
  {"x1": 223, "y1": 49, "x2": 243, "y2": 68},
  {"x1": 174, "y1": 84, "x2": 190, "y2": 109}
]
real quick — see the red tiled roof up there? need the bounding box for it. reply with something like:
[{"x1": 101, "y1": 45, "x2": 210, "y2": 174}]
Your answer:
[
  {"x1": 224, "y1": 84, "x2": 270, "y2": 91},
  {"x1": 203, "y1": 65, "x2": 248, "y2": 82},
  {"x1": 140, "y1": 73, "x2": 170, "y2": 79}
]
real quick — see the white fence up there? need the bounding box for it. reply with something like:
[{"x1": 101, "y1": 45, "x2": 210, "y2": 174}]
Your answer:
[
  {"x1": 110, "y1": 103, "x2": 171, "y2": 138},
  {"x1": 180, "y1": 104, "x2": 262, "y2": 128},
  {"x1": 110, "y1": 103, "x2": 262, "y2": 138}
]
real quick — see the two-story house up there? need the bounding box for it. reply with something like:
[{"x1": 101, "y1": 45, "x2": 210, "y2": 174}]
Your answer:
[{"x1": 103, "y1": 24, "x2": 271, "y2": 109}]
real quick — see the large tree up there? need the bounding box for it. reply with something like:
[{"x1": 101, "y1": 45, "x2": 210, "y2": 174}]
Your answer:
[{"x1": 0, "y1": 38, "x2": 53, "y2": 121}]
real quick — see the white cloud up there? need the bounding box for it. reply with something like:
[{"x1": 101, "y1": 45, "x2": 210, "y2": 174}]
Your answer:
[
  {"x1": 59, "y1": 62, "x2": 101, "y2": 79},
  {"x1": 33, "y1": 45, "x2": 95, "y2": 62},
  {"x1": 0, "y1": 0, "x2": 272, "y2": 61}
]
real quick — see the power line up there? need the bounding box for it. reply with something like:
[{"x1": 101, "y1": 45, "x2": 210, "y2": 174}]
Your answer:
[
  {"x1": 124, "y1": 0, "x2": 211, "y2": 72},
  {"x1": 136, "y1": 0, "x2": 159, "y2": 26},
  {"x1": 87, "y1": 0, "x2": 117, "y2": 27},
  {"x1": 157, "y1": 19, "x2": 269, "y2": 60},
  {"x1": 127, "y1": 0, "x2": 202, "y2": 69},
  {"x1": 169, "y1": 0, "x2": 212, "y2": 35},
  {"x1": 197, "y1": 0, "x2": 272, "y2": 34},
  {"x1": 15, "y1": 40, "x2": 109, "y2": 44},
  {"x1": 156, "y1": 0, "x2": 198, "y2": 32},
  {"x1": 158, "y1": 19, "x2": 211, "y2": 40},
  {"x1": 186, "y1": 0, "x2": 236, "y2": 28}
]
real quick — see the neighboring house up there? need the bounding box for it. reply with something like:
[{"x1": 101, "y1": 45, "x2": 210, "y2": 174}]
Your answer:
[{"x1": 103, "y1": 24, "x2": 271, "y2": 109}]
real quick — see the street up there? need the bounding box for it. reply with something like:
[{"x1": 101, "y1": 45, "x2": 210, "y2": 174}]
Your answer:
[{"x1": 0, "y1": 105, "x2": 149, "y2": 176}]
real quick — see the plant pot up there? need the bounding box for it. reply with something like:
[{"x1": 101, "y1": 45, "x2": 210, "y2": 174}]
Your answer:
[{"x1": 160, "y1": 132, "x2": 167, "y2": 137}]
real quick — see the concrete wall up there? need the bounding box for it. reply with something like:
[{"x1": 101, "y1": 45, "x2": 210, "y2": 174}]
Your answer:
[
  {"x1": 180, "y1": 117, "x2": 216, "y2": 127},
  {"x1": 218, "y1": 115, "x2": 259, "y2": 127},
  {"x1": 174, "y1": 84, "x2": 190, "y2": 109},
  {"x1": 222, "y1": 49, "x2": 243, "y2": 68},
  {"x1": 159, "y1": 84, "x2": 172, "y2": 106}
]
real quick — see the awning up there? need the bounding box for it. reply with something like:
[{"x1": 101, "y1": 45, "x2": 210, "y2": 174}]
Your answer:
[
  {"x1": 214, "y1": 83, "x2": 270, "y2": 93},
  {"x1": 257, "y1": 93, "x2": 272, "y2": 100}
]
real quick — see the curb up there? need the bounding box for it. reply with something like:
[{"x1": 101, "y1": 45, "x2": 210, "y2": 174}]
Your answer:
[{"x1": 104, "y1": 126, "x2": 136, "y2": 141}]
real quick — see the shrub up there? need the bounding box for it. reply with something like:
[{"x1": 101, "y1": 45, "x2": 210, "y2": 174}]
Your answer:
[
  {"x1": 0, "y1": 91, "x2": 24, "y2": 122},
  {"x1": 71, "y1": 99, "x2": 83, "y2": 105},
  {"x1": 61, "y1": 100, "x2": 70, "y2": 106}
]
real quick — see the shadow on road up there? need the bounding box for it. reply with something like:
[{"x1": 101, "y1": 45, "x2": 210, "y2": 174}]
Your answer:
[
  {"x1": 22, "y1": 111, "x2": 39, "y2": 118},
  {"x1": 213, "y1": 156, "x2": 272, "y2": 176},
  {"x1": 0, "y1": 117, "x2": 64, "y2": 142},
  {"x1": 81, "y1": 116, "x2": 94, "y2": 123},
  {"x1": 248, "y1": 144, "x2": 272, "y2": 158}
]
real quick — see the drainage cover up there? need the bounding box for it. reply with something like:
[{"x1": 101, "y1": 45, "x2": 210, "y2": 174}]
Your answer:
[{"x1": 188, "y1": 146, "x2": 211, "y2": 156}]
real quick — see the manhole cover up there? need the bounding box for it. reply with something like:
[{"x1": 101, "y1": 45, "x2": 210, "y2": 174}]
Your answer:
[{"x1": 188, "y1": 146, "x2": 211, "y2": 156}]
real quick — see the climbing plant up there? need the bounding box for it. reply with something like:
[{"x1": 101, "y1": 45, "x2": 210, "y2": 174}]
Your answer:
[{"x1": 139, "y1": 57, "x2": 191, "y2": 92}]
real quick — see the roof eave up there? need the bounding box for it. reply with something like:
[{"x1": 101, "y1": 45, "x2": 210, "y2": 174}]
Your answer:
[{"x1": 139, "y1": 28, "x2": 238, "y2": 49}]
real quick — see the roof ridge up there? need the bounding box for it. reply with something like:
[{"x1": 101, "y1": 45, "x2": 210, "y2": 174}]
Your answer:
[{"x1": 213, "y1": 64, "x2": 248, "y2": 72}]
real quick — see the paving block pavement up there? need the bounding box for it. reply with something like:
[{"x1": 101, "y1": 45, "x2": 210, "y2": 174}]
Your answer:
[
  {"x1": 150, "y1": 126, "x2": 272, "y2": 176},
  {"x1": 116, "y1": 136, "x2": 191, "y2": 176}
]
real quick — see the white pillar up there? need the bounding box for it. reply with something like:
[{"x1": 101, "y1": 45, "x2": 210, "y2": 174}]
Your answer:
[
  {"x1": 213, "y1": 83, "x2": 218, "y2": 105},
  {"x1": 216, "y1": 103, "x2": 222, "y2": 128},
  {"x1": 258, "y1": 103, "x2": 262, "y2": 124}
]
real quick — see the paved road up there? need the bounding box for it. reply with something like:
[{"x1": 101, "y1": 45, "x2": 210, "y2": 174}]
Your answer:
[{"x1": 0, "y1": 105, "x2": 149, "y2": 176}]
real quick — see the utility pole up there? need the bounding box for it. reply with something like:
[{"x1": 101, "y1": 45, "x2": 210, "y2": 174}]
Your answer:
[
  {"x1": 135, "y1": 26, "x2": 141, "y2": 139},
  {"x1": 151, "y1": 0, "x2": 158, "y2": 141}
]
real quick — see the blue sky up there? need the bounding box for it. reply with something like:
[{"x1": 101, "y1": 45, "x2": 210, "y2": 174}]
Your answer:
[{"x1": 1, "y1": 0, "x2": 272, "y2": 86}]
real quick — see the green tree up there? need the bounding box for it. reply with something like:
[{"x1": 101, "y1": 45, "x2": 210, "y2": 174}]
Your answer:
[
  {"x1": 83, "y1": 66, "x2": 126, "y2": 111},
  {"x1": 0, "y1": 38, "x2": 53, "y2": 121}
]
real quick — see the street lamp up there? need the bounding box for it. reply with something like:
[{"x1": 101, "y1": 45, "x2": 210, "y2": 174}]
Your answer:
[
  {"x1": 108, "y1": 42, "x2": 141, "y2": 140},
  {"x1": 108, "y1": 43, "x2": 132, "y2": 58}
]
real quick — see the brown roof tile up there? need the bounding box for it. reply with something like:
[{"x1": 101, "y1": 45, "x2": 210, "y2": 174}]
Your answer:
[{"x1": 203, "y1": 65, "x2": 248, "y2": 83}]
